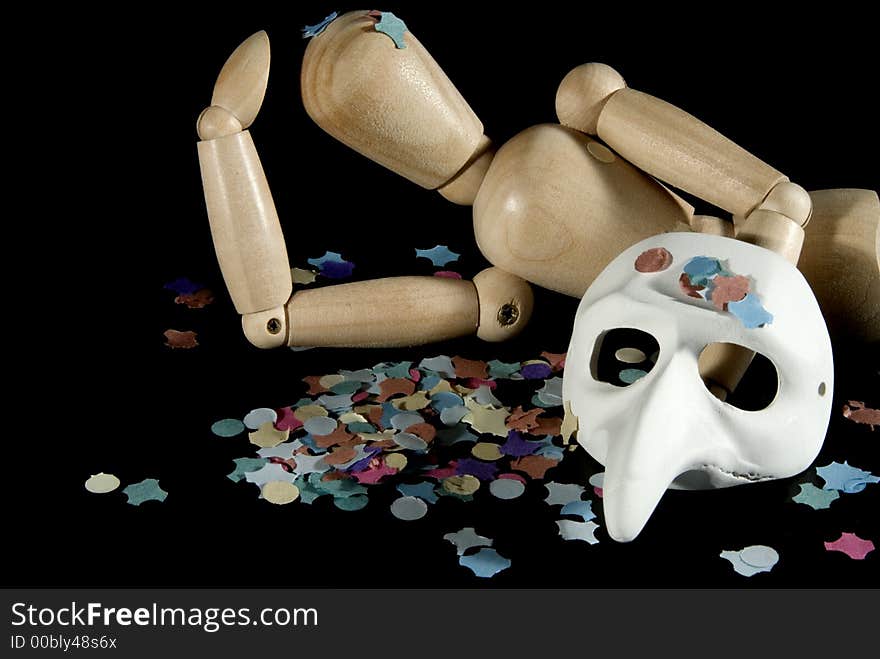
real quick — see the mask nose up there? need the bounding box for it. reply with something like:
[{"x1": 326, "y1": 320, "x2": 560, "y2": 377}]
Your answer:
[{"x1": 602, "y1": 352, "x2": 716, "y2": 542}]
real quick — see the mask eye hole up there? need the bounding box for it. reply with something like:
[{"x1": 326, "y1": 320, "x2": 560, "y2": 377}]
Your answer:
[
  {"x1": 698, "y1": 342, "x2": 778, "y2": 411},
  {"x1": 591, "y1": 328, "x2": 660, "y2": 387}
]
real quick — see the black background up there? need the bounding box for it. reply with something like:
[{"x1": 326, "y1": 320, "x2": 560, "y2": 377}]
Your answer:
[{"x1": 16, "y1": 2, "x2": 878, "y2": 587}]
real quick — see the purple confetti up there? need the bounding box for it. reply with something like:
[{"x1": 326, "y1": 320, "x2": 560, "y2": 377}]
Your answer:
[
  {"x1": 521, "y1": 363, "x2": 552, "y2": 380},
  {"x1": 456, "y1": 458, "x2": 499, "y2": 481},
  {"x1": 501, "y1": 430, "x2": 539, "y2": 457},
  {"x1": 164, "y1": 277, "x2": 203, "y2": 295},
  {"x1": 320, "y1": 260, "x2": 355, "y2": 279},
  {"x1": 343, "y1": 446, "x2": 384, "y2": 472}
]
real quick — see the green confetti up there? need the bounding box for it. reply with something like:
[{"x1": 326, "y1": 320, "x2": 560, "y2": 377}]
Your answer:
[
  {"x1": 212, "y1": 418, "x2": 245, "y2": 437},
  {"x1": 123, "y1": 478, "x2": 168, "y2": 505}
]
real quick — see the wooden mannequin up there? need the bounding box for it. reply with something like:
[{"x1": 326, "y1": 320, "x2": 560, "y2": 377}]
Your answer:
[{"x1": 197, "y1": 12, "x2": 878, "y2": 397}]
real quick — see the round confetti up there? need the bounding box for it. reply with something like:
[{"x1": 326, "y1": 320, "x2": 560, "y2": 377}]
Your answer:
[
  {"x1": 471, "y1": 442, "x2": 503, "y2": 461},
  {"x1": 589, "y1": 472, "x2": 605, "y2": 488},
  {"x1": 243, "y1": 408, "x2": 277, "y2": 430},
  {"x1": 304, "y1": 416, "x2": 338, "y2": 436},
  {"x1": 385, "y1": 453, "x2": 408, "y2": 470},
  {"x1": 393, "y1": 432, "x2": 427, "y2": 451},
  {"x1": 443, "y1": 474, "x2": 481, "y2": 496},
  {"x1": 635, "y1": 247, "x2": 673, "y2": 273},
  {"x1": 614, "y1": 347, "x2": 646, "y2": 364},
  {"x1": 334, "y1": 494, "x2": 369, "y2": 511},
  {"x1": 489, "y1": 478, "x2": 525, "y2": 500},
  {"x1": 262, "y1": 481, "x2": 300, "y2": 505},
  {"x1": 390, "y1": 495, "x2": 428, "y2": 521},
  {"x1": 620, "y1": 368, "x2": 648, "y2": 384},
  {"x1": 339, "y1": 412, "x2": 367, "y2": 424},
  {"x1": 211, "y1": 418, "x2": 245, "y2": 437},
  {"x1": 293, "y1": 405, "x2": 329, "y2": 422},
  {"x1": 740, "y1": 545, "x2": 779, "y2": 568},
  {"x1": 84, "y1": 473, "x2": 120, "y2": 494},
  {"x1": 318, "y1": 374, "x2": 345, "y2": 389}
]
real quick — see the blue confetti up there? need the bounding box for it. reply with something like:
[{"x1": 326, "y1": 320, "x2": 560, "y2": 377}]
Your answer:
[
  {"x1": 817, "y1": 461, "x2": 879, "y2": 493},
  {"x1": 163, "y1": 277, "x2": 203, "y2": 295},
  {"x1": 728, "y1": 293, "x2": 773, "y2": 329},
  {"x1": 415, "y1": 245, "x2": 460, "y2": 267},
  {"x1": 123, "y1": 478, "x2": 168, "y2": 505},
  {"x1": 683, "y1": 256, "x2": 723, "y2": 287},
  {"x1": 487, "y1": 359, "x2": 521, "y2": 379},
  {"x1": 211, "y1": 418, "x2": 245, "y2": 438},
  {"x1": 302, "y1": 11, "x2": 338, "y2": 38},
  {"x1": 620, "y1": 368, "x2": 648, "y2": 384},
  {"x1": 430, "y1": 391, "x2": 464, "y2": 412},
  {"x1": 307, "y1": 251, "x2": 355, "y2": 279},
  {"x1": 792, "y1": 482, "x2": 839, "y2": 509},
  {"x1": 560, "y1": 499, "x2": 596, "y2": 522},
  {"x1": 459, "y1": 548, "x2": 511, "y2": 578},
  {"x1": 227, "y1": 458, "x2": 268, "y2": 482},
  {"x1": 397, "y1": 481, "x2": 439, "y2": 504},
  {"x1": 370, "y1": 11, "x2": 408, "y2": 49}
]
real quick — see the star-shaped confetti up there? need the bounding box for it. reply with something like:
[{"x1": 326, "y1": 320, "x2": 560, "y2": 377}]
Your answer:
[
  {"x1": 462, "y1": 397, "x2": 509, "y2": 437},
  {"x1": 307, "y1": 251, "x2": 354, "y2": 279},
  {"x1": 459, "y1": 548, "x2": 510, "y2": 578},
  {"x1": 302, "y1": 11, "x2": 338, "y2": 38},
  {"x1": 123, "y1": 478, "x2": 168, "y2": 506},
  {"x1": 728, "y1": 293, "x2": 773, "y2": 329},
  {"x1": 544, "y1": 482, "x2": 585, "y2": 506},
  {"x1": 244, "y1": 463, "x2": 296, "y2": 487},
  {"x1": 792, "y1": 482, "x2": 839, "y2": 510},
  {"x1": 444, "y1": 527, "x2": 493, "y2": 555},
  {"x1": 556, "y1": 520, "x2": 600, "y2": 544},
  {"x1": 415, "y1": 245, "x2": 460, "y2": 267},
  {"x1": 816, "y1": 460, "x2": 879, "y2": 493},
  {"x1": 368, "y1": 10, "x2": 409, "y2": 49},
  {"x1": 560, "y1": 500, "x2": 596, "y2": 522},
  {"x1": 843, "y1": 400, "x2": 879, "y2": 430},
  {"x1": 227, "y1": 458, "x2": 268, "y2": 482},
  {"x1": 824, "y1": 532, "x2": 875, "y2": 560}
]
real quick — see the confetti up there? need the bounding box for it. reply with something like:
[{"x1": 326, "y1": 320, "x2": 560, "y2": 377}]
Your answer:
[
  {"x1": 248, "y1": 422, "x2": 290, "y2": 448},
  {"x1": 619, "y1": 368, "x2": 648, "y2": 384},
  {"x1": 456, "y1": 458, "x2": 499, "y2": 481},
  {"x1": 679, "y1": 256, "x2": 772, "y2": 328},
  {"x1": 634, "y1": 247, "x2": 673, "y2": 273},
  {"x1": 419, "y1": 356, "x2": 456, "y2": 377},
  {"x1": 500, "y1": 431, "x2": 538, "y2": 457},
  {"x1": 556, "y1": 520, "x2": 600, "y2": 544},
  {"x1": 511, "y1": 455, "x2": 559, "y2": 479},
  {"x1": 544, "y1": 482, "x2": 585, "y2": 506},
  {"x1": 489, "y1": 478, "x2": 525, "y2": 500},
  {"x1": 334, "y1": 495, "x2": 369, "y2": 511},
  {"x1": 824, "y1": 532, "x2": 875, "y2": 560},
  {"x1": 459, "y1": 548, "x2": 511, "y2": 578},
  {"x1": 415, "y1": 244, "x2": 459, "y2": 267},
  {"x1": 262, "y1": 481, "x2": 300, "y2": 504},
  {"x1": 442, "y1": 474, "x2": 481, "y2": 496},
  {"x1": 245, "y1": 464, "x2": 296, "y2": 487},
  {"x1": 453, "y1": 356, "x2": 488, "y2": 379},
  {"x1": 227, "y1": 458, "x2": 268, "y2": 482},
  {"x1": 488, "y1": 360, "x2": 521, "y2": 379},
  {"x1": 462, "y1": 398, "x2": 509, "y2": 437},
  {"x1": 541, "y1": 352, "x2": 567, "y2": 371},
  {"x1": 394, "y1": 432, "x2": 428, "y2": 451},
  {"x1": 398, "y1": 481, "x2": 439, "y2": 504},
  {"x1": 211, "y1": 418, "x2": 245, "y2": 437},
  {"x1": 303, "y1": 416, "x2": 338, "y2": 436},
  {"x1": 521, "y1": 361, "x2": 552, "y2": 380},
  {"x1": 434, "y1": 271, "x2": 461, "y2": 279},
  {"x1": 367, "y1": 10, "x2": 409, "y2": 49},
  {"x1": 164, "y1": 277, "x2": 203, "y2": 295},
  {"x1": 244, "y1": 408, "x2": 278, "y2": 430},
  {"x1": 720, "y1": 545, "x2": 779, "y2": 576},
  {"x1": 390, "y1": 496, "x2": 428, "y2": 521},
  {"x1": 560, "y1": 500, "x2": 596, "y2": 522},
  {"x1": 174, "y1": 288, "x2": 214, "y2": 309},
  {"x1": 307, "y1": 251, "x2": 354, "y2": 279},
  {"x1": 123, "y1": 478, "x2": 167, "y2": 506},
  {"x1": 842, "y1": 400, "x2": 879, "y2": 430},
  {"x1": 84, "y1": 473, "x2": 120, "y2": 494},
  {"x1": 816, "y1": 460, "x2": 879, "y2": 493},
  {"x1": 444, "y1": 527, "x2": 493, "y2": 555},
  {"x1": 792, "y1": 482, "x2": 839, "y2": 510},
  {"x1": 302, "y1": 11, "x2": 338, "y2": 38},
  {"x1": 471, "y1": 442, "x2": 503, "y2": 461},
  {"x1": 728, "y1": 293, "x2": 773, "y2": 329},
  {"x1": 164, "y1": 329, "x2": 198, "y2": 349},
  {"x1": 709, "y1": 275, "x2": 749, "y2": 310},
  {"x1": 378, "y1": 378, "x2": 416, "y2": 402},
  {"x1": 291, "y1": 267, "x2": 318, "y2": 285}
]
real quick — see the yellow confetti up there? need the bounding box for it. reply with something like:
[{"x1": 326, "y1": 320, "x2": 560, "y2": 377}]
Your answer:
[
  {"x1": 248, "y1": 421, "x2": 290, "y2": 448},
  {"x1": 428, "y1": 380, "x2": 456, "y2": 395},
  {"x1": 453, "y1": 384, "x2": 476, "y2": 396},
  {"x1": 385, "y1": 453, "x2": 408, "y2": 470},
  {"x1": 84, "y1": 473, "x2": 120, "y2": 494},
  {"x1": 293, "y1": 405, "x2": 329, "y2": 422},
  {"x1": 442, "y1": 474, "x2": 481, "y2": 496},
  {"x1": 358, "y1": 430, "x2": 397, "y2": 442},
  {"x1": 339, "y1": 412, "x2": 368, "y2": 424},
  {"x1": 561, "y1": 400, "x2": 579, "y2": 444},
  {"x1": 291, "y1": 267, "x2": 317, "y2": 285},
  {"x1": 262, "y1": 481, "x2": 300, "y2": 504},
  {"x1": 319, "y1": 374, "x2": 345, "y2": 389},
  {"x1": 391, "y1": 391, "x2": 431, "y2": 411},
  {"x1": 471, "y1": 442, "x2": 503, "y2": 461},
  {"x1": 462, "y1": 397, "x2": 510, "y2": 437}
]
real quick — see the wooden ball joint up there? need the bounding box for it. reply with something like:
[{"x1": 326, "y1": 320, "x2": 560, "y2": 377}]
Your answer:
[{"x1": 198, "y1": 12, "x2": 878, "y2": 375}]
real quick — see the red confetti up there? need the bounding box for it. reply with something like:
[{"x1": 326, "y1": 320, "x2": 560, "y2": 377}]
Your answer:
[
  {"x1": 377, "y1": 378, "x2": 416, "y2": 402},
  {"x1": 843, "y1": 401, "x2": 879, "y2": 430},
  {"x1": 510, "y1": 455, "x2": 559, "y2": 479},
  {"x1": 274, "y1": 407, "x2": 303, "y2": 431},
  {"x1": 174, "y1": 288, "x2": 215, "y2": 309},
  {"x1": 635, "y1": 247, "x2": 673, "y2": 273},
  {"x1": 452, "y1": 356, "x2": 489, "y2": 380},
  {"x1": 163, "y1": 329, "x2": 198, "y2": 349},
  {"x1": 679, "y1": 273, "x2": 704, "y2": 298}
]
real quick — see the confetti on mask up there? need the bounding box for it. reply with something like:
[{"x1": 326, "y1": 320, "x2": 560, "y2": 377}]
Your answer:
[
  {"x1": 560, "y1": 500, "x2": 596, "y2": 522},
  {"x1": 390, "y1": 495, "x2": 428, "y2": 521},
  {"x1": 244, "y1": 408, "x2": 278, "y2": 430},
  {"x1": 556, "y1": 520, "x2": 600, "y2": 544},
  {"x1": 302, "y1": 10, "x2": 338, "y2": 38},
  {"x1": 619, "y1": 368, "x2": 648, "y2": 384},
  {"x1": 816, "y1": 460, "x2": 879, "y2": 493},
  {"x1": 174, "y1": 289, "x2": 214, "y2": 309},
  {"x1": 444, "y1": 527, "x2": 493, "y2": 555},
  {"x1": 164, "y1": 329, "x2": 198, "y2": 349},
  {"x1": 367, "y1": 10, "x2": 408, "y2": 48},
  {"x1": 842, "y1": 401, "x2": 879, "y2": 430},
  {"x1": 544, "y1": 482, "x2": 585, "y2": 506},
  {"x1": 307, "y1": 251, "x2": 354, "y2": 279},
  {"x1": 489, "y1": 478, "x2": 525, "y2": 500},
  {"x1": 123, "y1": 478, "x2": 168, "y2": 506},
  {"x1": 85, "y1": 473, "x2": 120, "y2": 494},
  {"x1": 679, "y1": 256, "x2": 772, "y2": 328},
  {"x1": 824, "y1": 532, "x2": 875, "y2": 560},
  {"x1": 262, "y1": 481, "x2": 300, "y2": 505},
  {"x1": 415, "y1": 244, "x2": 460, "y2": 267},
  {"x1": 211, "y1": 418, "x2": 245, "y2": 437},
  {"x1": 164, "y1": 277, "x2": 203, "y2": 295},
  {"x1": 459, "y1": 548, "x2": 511, "y2": 578},
  {"x1": 792, "y1": 482, "x2": 839, "y2": 510},
  {"x1": 720, "y1": 545, "x2": 779, "y2": 576},
  {"x1": 634, "y1": 247, "x2": 673, "y2": 273}
]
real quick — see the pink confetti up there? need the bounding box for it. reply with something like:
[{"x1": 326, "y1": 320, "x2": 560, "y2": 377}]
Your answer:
[
  {"x1": 352, "y1": 391, "x2": 370, "y2": 403},
  {"x1": 594, "y1": 487, "x2": 603, "y2": 498},
  {"x1": 352, "y1": 461, "x2": 398, "y2": 484},
  {"x1": 710, "y1": 275, "x2": 750, "y2": 310},
  {"x1": 409, "y1": 368, "x2": 421, "y2": 382},
  {"x1": 824, "y1": 532, "x2": 875, "y2": 560},
  {"x1": 463, "y1": 377, "x2": 497, "y2": 390},
  {"x1": 635, "y1": 247, "x2": 673, "y2": 273},
  {"x1": 497, "y1": 473, "x2": 527, "y2": 483},
  {"x1": 274, "y1": 407, "x2": 303, "y2": 431},
  {"x1": 425, "y1": 461, "x2": 459, "y2": 480},
  {"x1": 434, "y1": 271, "x2": 462, "y2": 279}
]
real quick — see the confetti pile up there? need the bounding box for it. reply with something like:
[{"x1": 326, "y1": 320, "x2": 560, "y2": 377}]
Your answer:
[{"x1": 677, "y1": 255, "x2": 772, "y2": 328}]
